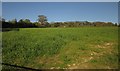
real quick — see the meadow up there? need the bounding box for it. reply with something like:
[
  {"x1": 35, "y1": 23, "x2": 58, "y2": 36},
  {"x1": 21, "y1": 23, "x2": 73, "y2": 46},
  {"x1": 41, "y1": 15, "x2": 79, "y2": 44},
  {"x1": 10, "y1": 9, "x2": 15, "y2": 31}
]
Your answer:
[{"x1": 2, "y1": 27, "x2": 118, "y2": 69}]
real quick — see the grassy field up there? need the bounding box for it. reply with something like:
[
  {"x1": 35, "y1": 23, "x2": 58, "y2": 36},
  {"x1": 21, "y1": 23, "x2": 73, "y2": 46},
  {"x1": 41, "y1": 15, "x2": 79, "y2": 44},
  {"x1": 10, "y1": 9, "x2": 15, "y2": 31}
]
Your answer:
[{"x1": 2, "y1": 27, "x2": 118, "y2": 69}]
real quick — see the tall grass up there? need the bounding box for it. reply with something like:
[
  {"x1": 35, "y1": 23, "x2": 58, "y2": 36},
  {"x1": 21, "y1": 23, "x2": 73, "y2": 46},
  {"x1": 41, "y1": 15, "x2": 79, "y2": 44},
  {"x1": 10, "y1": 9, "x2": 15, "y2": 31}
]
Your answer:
[{"x1": 2, "y1": 27, "x2": 118, "y2": 69}]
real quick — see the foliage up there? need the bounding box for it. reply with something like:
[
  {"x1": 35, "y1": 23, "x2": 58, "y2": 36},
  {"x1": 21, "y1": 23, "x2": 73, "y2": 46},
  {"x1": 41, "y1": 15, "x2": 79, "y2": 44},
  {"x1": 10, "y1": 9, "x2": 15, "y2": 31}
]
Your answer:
[
  {"x1": 38, "y1": 15, "x2": 48, "y2": 27},
  {"x1": 2, "y1": 17, "x2": 118, "y2": 28},
  {"x1": 8, "y1": 19, "x2": 17, "y2": 24}
]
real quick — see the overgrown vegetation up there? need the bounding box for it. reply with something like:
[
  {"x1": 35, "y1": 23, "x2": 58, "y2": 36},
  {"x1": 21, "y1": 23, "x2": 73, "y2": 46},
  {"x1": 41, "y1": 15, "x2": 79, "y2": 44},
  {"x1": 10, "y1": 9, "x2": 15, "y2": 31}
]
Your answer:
[
  {"x1": 2, "y1": 27, "x2": 118, "y2": 69},
  {"x1": 0, "y1": 15, "x2": 119, "y2": 28}
]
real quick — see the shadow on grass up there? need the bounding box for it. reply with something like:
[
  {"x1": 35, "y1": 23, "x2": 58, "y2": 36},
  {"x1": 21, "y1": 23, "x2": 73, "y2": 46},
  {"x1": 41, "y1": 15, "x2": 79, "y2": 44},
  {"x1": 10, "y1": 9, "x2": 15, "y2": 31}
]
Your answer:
[
  {"x1": 2, "y1": 28, "x2": 19, "y2": 32},
  {"x1": 2, "y1": 62, "x2": 119, "y2": 71},
  {"x1": 2, "y1": 62, "x2": 41, "y2": 71}
]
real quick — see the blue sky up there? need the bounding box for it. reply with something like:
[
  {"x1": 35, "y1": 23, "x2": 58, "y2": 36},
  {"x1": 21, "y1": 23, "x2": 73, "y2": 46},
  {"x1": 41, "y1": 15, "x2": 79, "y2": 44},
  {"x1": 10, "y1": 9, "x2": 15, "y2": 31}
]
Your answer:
[
  {"x1": 2, "y1": 2, "x2": 118, "y2": 23},
  {"x1": 2, "y1": 0, "x2": 120, "y2": 2},
  {"x1": 0, "y1": 2, "x2": 1, "y2": 16}
]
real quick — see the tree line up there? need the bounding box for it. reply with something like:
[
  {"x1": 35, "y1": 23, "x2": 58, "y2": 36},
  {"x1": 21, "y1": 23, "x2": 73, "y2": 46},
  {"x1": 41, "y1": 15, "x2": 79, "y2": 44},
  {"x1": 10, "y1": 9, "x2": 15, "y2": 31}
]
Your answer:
[{"x1": 0, "y1": 15, "x2": 119, "y2": 28}]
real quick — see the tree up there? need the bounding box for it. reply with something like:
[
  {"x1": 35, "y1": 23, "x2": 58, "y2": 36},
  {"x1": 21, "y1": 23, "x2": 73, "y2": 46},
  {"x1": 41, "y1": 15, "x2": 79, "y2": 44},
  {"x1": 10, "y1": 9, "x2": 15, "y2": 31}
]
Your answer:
[
  {"x1": 118, "y1": 23, "x2": 120, "y2": 27},
  {"x1": 0, "y1": 17, "x2": 2, "y2": 28},
  {"x1": 107, "y1": 22, "x2": 113, "y2": 26},
  {"x1": 114, "y1": 23, "x2": 118, "y2": 26},
  {"x1": 18, "y1": 19, "x2": 24, "y2": 23},
  {"x1": 18, "y1": 19, "x2": 24, "y2": 27},
  {"x1": 2, "y1": 18, "x2": 5, "y2": 22},
  {"x1": 0, "y1": 17, "x2": 2, "y2": 24},
  {"x1": 23, "y1": 19, "x2": 31, "y2": 24},
  {"x1": 9, "y1": 18, "x2": 17, "y2": 24},
  {"x1": 38, "y1": 15, "x2": 48, "y2": 27},
  {"x1": 0, "y1": 17, "x2": 1, "y2": 22}
]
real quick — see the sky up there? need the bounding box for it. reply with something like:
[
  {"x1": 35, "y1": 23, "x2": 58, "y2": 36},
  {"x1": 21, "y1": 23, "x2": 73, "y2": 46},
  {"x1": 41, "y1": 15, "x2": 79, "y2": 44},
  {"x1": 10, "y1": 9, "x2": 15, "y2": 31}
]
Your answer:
[
  {"x1": 2, "y1": 2, "x2": 118, "y2": 23},
  {"x1": 0, "y1": 2, "x2": 2, "y2": 17},
  {"x1": 2, "y1": 0, "x2": 120, "y2": 2}
]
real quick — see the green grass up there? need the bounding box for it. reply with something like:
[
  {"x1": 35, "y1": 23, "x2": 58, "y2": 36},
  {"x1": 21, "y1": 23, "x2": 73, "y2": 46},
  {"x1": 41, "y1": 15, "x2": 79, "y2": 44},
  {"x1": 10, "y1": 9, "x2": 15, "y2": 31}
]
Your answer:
[{"x1": 2, "y1": 27, "x2": 118, "y2": 69}]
